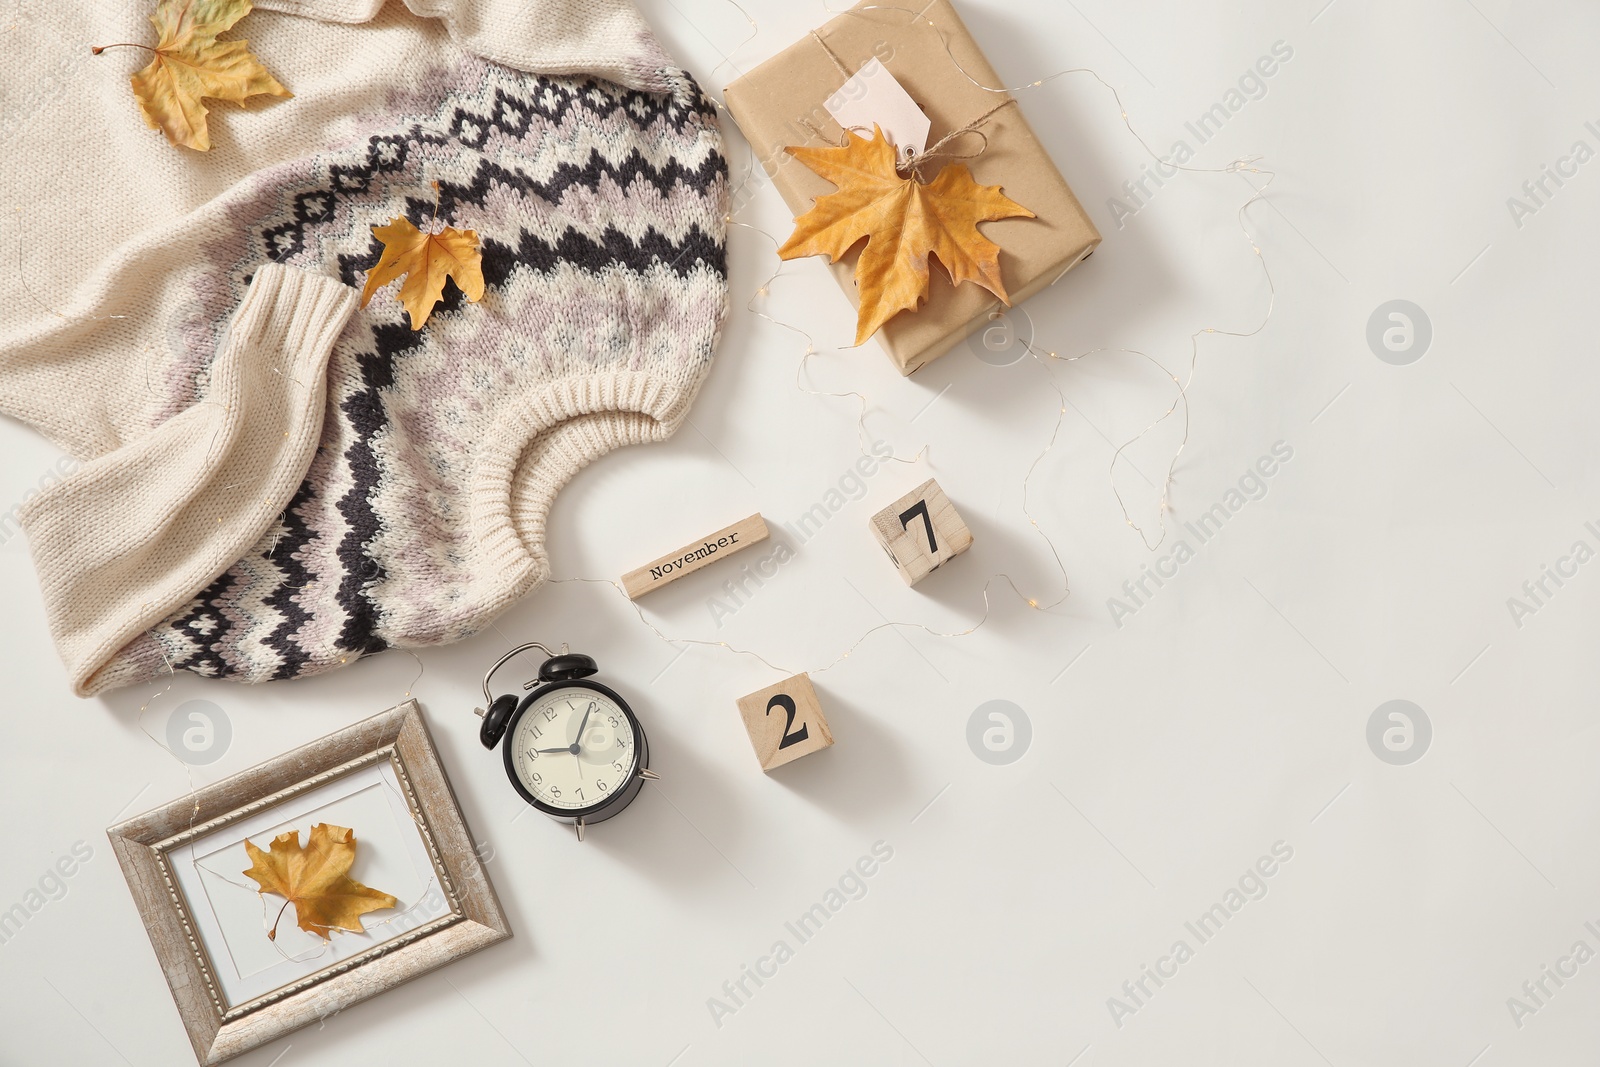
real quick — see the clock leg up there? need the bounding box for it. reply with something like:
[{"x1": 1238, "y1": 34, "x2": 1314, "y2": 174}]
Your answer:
[{"x1": 574, "y1": 817, "x2": 586, "y2": 842}]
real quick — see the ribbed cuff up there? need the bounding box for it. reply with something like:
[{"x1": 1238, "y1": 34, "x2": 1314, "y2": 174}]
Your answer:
[
  {"x1": 464, "y1": 370, "x2": 693, "y2": 620},
  {"x1": 22, "y1": 265, "x2": 359, "y2": 696}
]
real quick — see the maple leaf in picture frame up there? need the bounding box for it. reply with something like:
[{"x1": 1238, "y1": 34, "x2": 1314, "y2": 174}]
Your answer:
[{"x1": 242, "y1": 822, "x2": 398, "y2": 941}]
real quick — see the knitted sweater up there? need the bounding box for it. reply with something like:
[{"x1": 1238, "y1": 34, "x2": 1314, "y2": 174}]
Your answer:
[{"x1": 0, "y1": 0, "x2": 729, "y2": 695}]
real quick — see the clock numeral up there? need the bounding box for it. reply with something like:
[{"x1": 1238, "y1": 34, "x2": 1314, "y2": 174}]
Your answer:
[
  {"x1": 549, "y1": 785, "x2": 561, "y2": 798},
  {"x1": 597, "y1": 779, "x2": 608, "y2": 792},
  {"x1": 525, "y1": 749, "x2": 539, "y2": 762},
  {"x1": 766, "y1": 694, "x2": 810, "y2": 750},
  {"x1": 612, "y1": 761, "x2": 623, "y2": 774},
  {"x1": 531, "y1": 725, "x2": 542, "y2": 740},
  {"x1": 574, "y1": 788, "x2": 585, "y2": 801},
  {"x1": 531, "y1": 773, "x2": 542, "y2": 785},
  {"x1": 608, "y1": 716, "x2": 619, "y2": 728},
  {"x1": 544, "y1": 708, "x2": 556, "y2": 721}
]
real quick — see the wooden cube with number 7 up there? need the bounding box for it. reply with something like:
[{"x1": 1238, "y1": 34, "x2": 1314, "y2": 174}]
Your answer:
[
  {"x1": 870, "y1": 478, "x2": 973, "y2": 585},
  {"x1": 737, "y1": 673, "x2": 834, "y2": 771}
]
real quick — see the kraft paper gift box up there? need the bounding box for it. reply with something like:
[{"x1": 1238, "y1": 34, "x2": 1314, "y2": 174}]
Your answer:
[{"x1": 724, "y1": 0, "x2": 1101, "y2": 376}]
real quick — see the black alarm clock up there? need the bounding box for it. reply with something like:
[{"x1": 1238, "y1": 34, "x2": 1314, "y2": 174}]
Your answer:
[{"x1": 474, "y1": 643, "x2": 658, "y2": 840}]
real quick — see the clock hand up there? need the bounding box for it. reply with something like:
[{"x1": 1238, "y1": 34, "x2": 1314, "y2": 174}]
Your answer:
[
  {"x1": 573, "y1": 702, "x2": 595, "y2": 750},
  {"x1": 534, "y1": 747, "x2": 571, "y2": 754}
]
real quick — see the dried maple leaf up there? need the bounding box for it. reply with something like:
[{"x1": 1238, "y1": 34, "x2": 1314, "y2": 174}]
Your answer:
[
  {"x1": 242, "y1": 822, "x2": 398, "y2": 941},
  {"x1": 778, "y1": 125, "x2": 1036, "y2": 346},
  {"x1": 94, "y1": 0, "x2": 291, "y2": 152},
  {"x1": 361, "y1": 188, "x2": 485, "y2": 331}
]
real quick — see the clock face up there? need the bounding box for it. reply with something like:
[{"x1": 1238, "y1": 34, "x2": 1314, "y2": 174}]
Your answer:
[{"x1": 508, "y1": 686, "x2": 639, "y2": 813}]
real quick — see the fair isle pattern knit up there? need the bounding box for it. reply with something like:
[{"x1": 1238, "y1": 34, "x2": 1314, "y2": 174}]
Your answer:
[{"x1": 77, "y1": 54, "x2": 726, "y2": 692}]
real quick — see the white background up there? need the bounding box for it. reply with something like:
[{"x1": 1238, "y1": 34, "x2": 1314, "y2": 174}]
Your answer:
[{"x1": 2, "y1": 0, "x2": 1598, "y2": 1065}]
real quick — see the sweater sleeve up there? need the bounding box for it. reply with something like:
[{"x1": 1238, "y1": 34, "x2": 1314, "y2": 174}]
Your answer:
[
  {"x1": 252, "y1": 0, "x2": 680, "y2": 92},
  {"x1": 19, "y1": 265, "x2": 357, "y2": 697}
]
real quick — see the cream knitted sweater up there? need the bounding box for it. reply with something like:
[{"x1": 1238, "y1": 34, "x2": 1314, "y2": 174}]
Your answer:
[{"x1": 0, "y1": 0, "x2": 728, "y2": 694}]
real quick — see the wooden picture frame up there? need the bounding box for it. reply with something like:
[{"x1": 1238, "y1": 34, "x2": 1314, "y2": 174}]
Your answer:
[{"x1": 107, "y1": 700, "x2": 510, "y2": 1064}]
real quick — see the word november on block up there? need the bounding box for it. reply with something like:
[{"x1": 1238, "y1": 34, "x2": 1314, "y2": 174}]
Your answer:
[
  {"x1": 622, "y1": 514, "x2": 770, "y2": 600},
  {"x1": 736, "y1": 673, "x2": 834, "y2": 772},
  {"x1": 870, "y1": 478, "x2": 973, "y2": 585}
]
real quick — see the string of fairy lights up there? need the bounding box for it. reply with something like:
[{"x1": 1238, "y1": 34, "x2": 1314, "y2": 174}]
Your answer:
[
  {"x1": 539, "y1": 0, "x2": 1280, "y2": 677},
  {"x1": 51, "y1": 0, "x2": 1284, "y2": 876}
]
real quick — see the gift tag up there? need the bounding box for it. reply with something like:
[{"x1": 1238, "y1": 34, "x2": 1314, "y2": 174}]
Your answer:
[{"x1": 824, "y1": 57, "x2": 930, "y2": 155}]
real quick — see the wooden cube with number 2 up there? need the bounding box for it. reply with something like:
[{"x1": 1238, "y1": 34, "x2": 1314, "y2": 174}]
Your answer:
[
  {"x1": 869, "y1": 478, "x2": 973, "y2": 585},
  {"x1": 736, "y1": 673, "x2": 834, "y2": 771}
]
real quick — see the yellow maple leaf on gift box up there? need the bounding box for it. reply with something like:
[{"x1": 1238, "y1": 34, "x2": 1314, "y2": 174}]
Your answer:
[
  {"x1": 361, "y1": 183, "x2": 486, "y2": 330},
  {"x1": 94, "y1": 0, "x2": 291, "y2": 152},
  {"x1": 242, "y1": 822, "x2": 397, "y2": 941},
  {"x1": 778, "y1": 125, "x2": 1035, "y2": 346}
]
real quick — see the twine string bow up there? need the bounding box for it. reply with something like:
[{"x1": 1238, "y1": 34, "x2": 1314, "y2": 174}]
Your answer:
[{"x1": 809, "y1": 31, "x2": 1016, "y2": 182}]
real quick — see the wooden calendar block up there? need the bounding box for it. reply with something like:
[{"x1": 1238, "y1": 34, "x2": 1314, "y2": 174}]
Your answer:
[
  {"x1": 621, "y1": 513, "x2": 769, "y2": 600},
  {"x1": 736, "y1": 673, "x2": 834, "y2": 772},
  {"x1": 869, "y1": 478, "x2": 972, "y2": 585}
]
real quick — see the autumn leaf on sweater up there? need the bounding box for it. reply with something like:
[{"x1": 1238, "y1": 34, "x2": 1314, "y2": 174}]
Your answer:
[
  {"x1": 361, "y1": 202, "x2": 485, "y2": 331},
  {"x1": 778, "y1": 126, "x2": 1035, "y2": 346},
  {"x1": 242, "y1": 823, "x2": 397, "y2": 941},
  {"x1": 94, "y1": 0, "x2": 291, "y2": 152}
]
